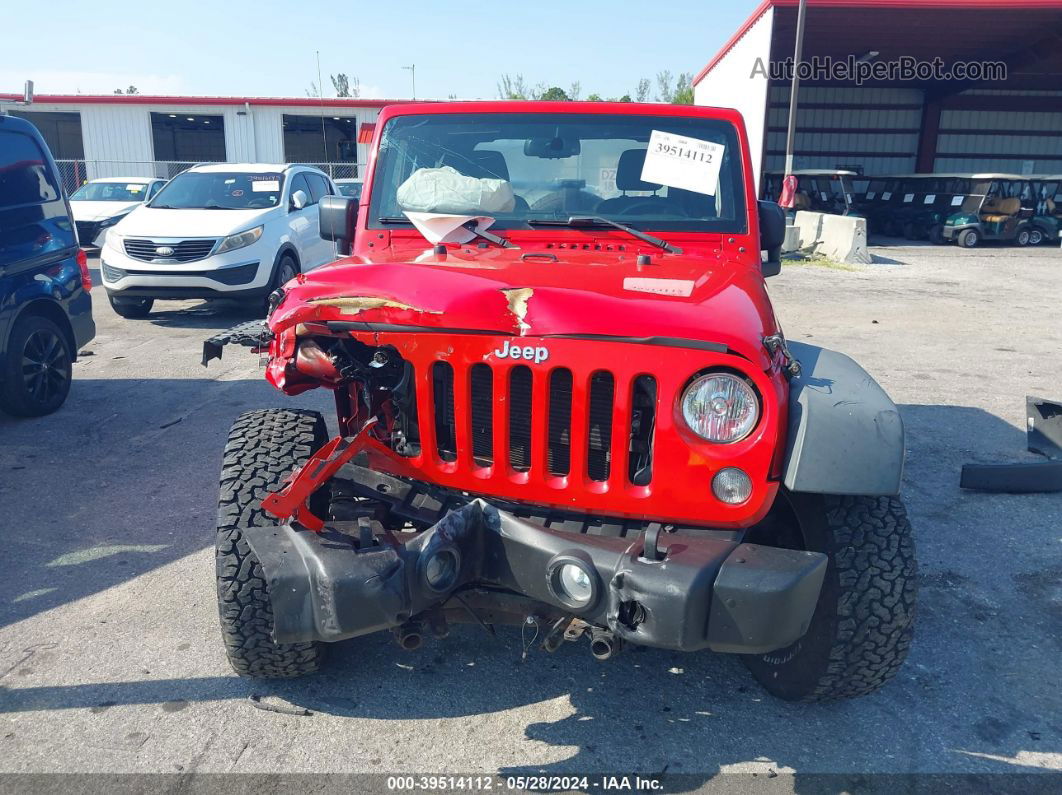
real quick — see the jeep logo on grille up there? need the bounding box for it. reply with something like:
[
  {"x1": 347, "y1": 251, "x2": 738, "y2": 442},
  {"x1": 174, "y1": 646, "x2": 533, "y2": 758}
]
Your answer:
[
  {"x1": 494, "y1": 339, "x2": 549, "y2": 363},
  {"x1": 155, "y1": 245, "x2": 175, "y2": 256}
]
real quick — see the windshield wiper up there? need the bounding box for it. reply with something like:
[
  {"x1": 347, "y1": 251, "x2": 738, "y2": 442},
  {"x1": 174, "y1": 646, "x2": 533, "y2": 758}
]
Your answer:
[
  {"x1": 379, "y1": 216, "x2": 516, "y2": 248},
  {"x1": 528, "y1": 216, "x2": 682, "y2": 254}
]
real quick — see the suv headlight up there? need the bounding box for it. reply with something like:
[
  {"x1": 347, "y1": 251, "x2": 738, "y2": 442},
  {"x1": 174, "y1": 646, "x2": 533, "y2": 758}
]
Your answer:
[
  {"x1": 681, "y1": 372, "x2": 760, "y2": 443},
  {"x1": 216, "y1": 225, "x2": 263, "y2": 254},
  {"x1": 104, "y1": 227, "x2": 123, "y2": 249}
]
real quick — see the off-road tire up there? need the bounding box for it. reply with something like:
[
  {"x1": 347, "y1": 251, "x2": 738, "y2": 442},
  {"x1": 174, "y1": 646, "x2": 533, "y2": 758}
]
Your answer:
[
  {"x1": 108, "y1": 294, "x2": 154, "y2": 319},
  {"x1": 744, "y1": 493, "x2": 917, "y2": 702},
  {"x1": 216, "y1": 408, "x2": 329, "y2": 678},
  {"x1": 0, "y1": 315, "x2": 73, "y2": 417}
]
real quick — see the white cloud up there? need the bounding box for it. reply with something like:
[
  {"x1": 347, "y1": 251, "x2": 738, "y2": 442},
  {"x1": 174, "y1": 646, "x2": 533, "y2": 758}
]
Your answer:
[{"x1": 1, "y1": 70, "x2": 185, "y2": 96}]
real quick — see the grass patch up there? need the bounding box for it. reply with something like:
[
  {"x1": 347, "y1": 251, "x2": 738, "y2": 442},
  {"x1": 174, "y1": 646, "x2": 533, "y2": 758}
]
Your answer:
[{"x1": 782, "y1": 253, "x2": 861, "y2": 271}]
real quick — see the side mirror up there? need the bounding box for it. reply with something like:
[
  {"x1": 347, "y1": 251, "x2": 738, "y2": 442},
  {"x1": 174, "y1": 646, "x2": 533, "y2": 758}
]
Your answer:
[
  {"x1": 319, "y1": 195, "x2": 357, "y2": 255},
  {"x1": 757, "y1": 200, "x2": 786, "y2": 277},
  {"x1": 290, "y1": 190, "x2": 308, "y2": 211}
]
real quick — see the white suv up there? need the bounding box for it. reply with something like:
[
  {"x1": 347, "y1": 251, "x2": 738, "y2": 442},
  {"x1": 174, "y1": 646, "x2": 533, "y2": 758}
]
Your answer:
[{"x1": 100, "y1": 163, "x2": 339, "y2": 318}]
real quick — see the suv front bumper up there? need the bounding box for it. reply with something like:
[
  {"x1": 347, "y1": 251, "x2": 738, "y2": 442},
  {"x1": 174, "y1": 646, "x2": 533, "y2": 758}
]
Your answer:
[{"x1": 244, "y1": 500, "x2": 827, "y2": 655}]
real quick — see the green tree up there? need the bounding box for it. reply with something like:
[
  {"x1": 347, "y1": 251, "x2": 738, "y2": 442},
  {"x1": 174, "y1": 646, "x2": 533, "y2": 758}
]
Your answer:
[
  {"x1": 586, "y1": 93, "x2": 604, "y2": 102},
  {"x1": 114, "y1": 85, "x2": 139, "y2": 95},
  {"x1": 331, "y1": 73, "x2": 360, "y2": 98},
  {"x1": 672, "y1": 72, "x2": 694, "y2": 105},
  {"x1": 498, "y1": 73, "x2": 530, "y2": 99},
  {"x1": 635, "y1": 78, "x2": 650, "y2": 103},
  {"x1": 539, "y1": 86, "x2": 570, "y2": 101},
  {"x1": 655, "y1": 70, "x2": 674, "y2": 103}
]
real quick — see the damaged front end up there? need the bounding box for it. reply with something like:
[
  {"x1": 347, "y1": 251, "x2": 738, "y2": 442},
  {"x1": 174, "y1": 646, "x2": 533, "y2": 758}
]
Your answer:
[{"x1": 241, "y1": 423, "x2": 826, "y2": 656}]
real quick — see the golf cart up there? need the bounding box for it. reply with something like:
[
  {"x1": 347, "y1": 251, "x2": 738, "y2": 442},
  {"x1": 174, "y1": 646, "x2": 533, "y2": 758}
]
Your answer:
[
  {"x1": 1029, "y1": 176, "x2": 1062, "y2": 245},
  {"x1": 857, "y1": 175, "x2": 906, "y2": 235},
  {"x1": 895, "y1": 174, "x2": 968, "y2": 243},
  {"x1": 763, "y1": 169, "x2": 863, "y2": 217},
  {"x1": 942, "y1": 175, "x2": 1038, "y2": 247}
]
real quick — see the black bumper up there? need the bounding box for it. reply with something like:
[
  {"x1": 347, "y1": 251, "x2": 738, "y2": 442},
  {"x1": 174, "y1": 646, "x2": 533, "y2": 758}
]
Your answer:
[{"x1": 245, "y1": 501, "x2": 827, "y2": 655}]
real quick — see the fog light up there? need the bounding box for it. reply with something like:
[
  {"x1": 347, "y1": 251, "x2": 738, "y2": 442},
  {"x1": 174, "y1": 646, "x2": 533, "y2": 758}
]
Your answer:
[
  {"x1": 712, "y1": 468, "x2": 753, "y2": 504},
  {"x1": 423, "y1": 548, "x2": 459, "y2": 592},
  {"x1": 547, "y1": 557, "x2": 598, "y2": 610}
]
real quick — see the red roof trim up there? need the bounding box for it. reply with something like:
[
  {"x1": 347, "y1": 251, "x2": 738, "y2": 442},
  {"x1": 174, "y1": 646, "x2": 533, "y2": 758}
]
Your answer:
[
  {"x1": 692, "y1": 0, "x2": 1062, "y2": 86},
  {"x1": 0, "y1": 94, "x2": 417, "y2": 108}
]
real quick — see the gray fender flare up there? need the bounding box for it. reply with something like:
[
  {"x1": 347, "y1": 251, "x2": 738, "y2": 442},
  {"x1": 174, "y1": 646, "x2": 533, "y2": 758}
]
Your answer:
[{"x1": 782, "y1": 341, "x2": 905, "y2": 496}]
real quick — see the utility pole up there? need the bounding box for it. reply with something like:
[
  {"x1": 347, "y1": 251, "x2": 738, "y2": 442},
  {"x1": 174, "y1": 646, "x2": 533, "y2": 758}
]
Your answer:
[
  {"x1": 402, "y1": 65, "x2": 416, "y2": 100},
  {"x1": 783, "y1": 0, "x2": 807, "y2": 177}
]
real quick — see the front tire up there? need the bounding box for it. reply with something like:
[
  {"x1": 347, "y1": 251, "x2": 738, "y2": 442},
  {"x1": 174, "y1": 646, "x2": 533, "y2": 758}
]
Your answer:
[
  {"x1": 957, "y1": 228, "x2": 979, "y2": 248},
  {"x1": 108, "y1": 294, "x2": 154, "y2": 319},
  {"x1": 743, "y1": 493, "x2": 917, "y2": 702},
  {"x1": 216, "y1": 408, "x2": 329, "y2": 678},
  {"x1": 1016, "y1": 228, "x2": 1031, "y2": 247}
]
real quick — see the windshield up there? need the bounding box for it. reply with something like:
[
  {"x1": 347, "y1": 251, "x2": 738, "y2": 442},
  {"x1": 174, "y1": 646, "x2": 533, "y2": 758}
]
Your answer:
[
  {"x1": 368, "y1": 112, "x2": 746, "y2": 233},
  {"x1": 150, "y1": 171, "x2": 285, "y2": 210},
  {"x1": 71, "y1": 181, "x2": 149, "y2": 202},
  {"x1": 337, "y1": 182, "x2": 362, "y2": 199}
]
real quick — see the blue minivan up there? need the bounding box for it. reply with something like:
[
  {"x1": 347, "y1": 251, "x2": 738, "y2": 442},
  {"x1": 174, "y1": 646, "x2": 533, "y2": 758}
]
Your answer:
[{"x1": 0, "y1": 113, "x2": 95, "y2": 416}]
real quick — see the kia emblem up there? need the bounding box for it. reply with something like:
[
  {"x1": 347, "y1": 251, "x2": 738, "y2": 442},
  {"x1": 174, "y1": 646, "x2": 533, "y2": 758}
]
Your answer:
[{"x1": 155, "y1": 245, "x2": 175, "y2": 256}]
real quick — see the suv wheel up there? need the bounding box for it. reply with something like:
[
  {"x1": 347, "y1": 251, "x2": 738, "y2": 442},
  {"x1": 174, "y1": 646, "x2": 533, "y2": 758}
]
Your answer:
[
  {"x1": 957, "y1": 228, "x2": 979, "y2": 248},
  {"x1": 262, "y1": 255, "x2": 299, "y2": 314},
  {"x1": 216, "y1": 408, "x2": 329, "y2": 678},
  {"x1": 0, "y1": 315, "x2": 73, "y2": 417},
  {"x1": 108, "y1": 294, "x2": 154, "y2": 319},
  {"x1": 743, "y1": 492, "x2": 917, "y2": 702}
]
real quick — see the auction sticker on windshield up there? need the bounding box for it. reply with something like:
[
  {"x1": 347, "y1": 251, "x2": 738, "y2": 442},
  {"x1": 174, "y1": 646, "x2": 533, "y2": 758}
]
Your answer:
[
  {"x1": 641, "y1": 130, "x2": 725, "y2": 196},
  {"x1": 252, "y1": 180, "x2": 280, "y2": 192}
]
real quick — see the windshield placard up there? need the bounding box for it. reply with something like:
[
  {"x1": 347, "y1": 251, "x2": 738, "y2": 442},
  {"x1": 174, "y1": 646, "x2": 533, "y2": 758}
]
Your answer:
[{"x1": 641, "y1": 130, "x2": 725, "y2": 196}]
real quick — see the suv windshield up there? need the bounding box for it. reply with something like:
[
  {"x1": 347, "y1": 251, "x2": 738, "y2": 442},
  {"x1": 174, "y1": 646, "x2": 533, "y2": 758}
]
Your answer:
[
  {"x1": 369, "y1": 112, "x2": 746, "y2": 233},
  {"x1": 71, "y1": 182, "x2": 149, "y2": 202},
  {"x1": 150, "y1": 171, "x2": 285, "y2": 210}
]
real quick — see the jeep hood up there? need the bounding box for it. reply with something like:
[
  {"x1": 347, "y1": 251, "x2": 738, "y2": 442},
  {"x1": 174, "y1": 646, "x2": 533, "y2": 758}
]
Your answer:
[{"x1": 271, "y1": 251, "x2": 779, "y2": 369}]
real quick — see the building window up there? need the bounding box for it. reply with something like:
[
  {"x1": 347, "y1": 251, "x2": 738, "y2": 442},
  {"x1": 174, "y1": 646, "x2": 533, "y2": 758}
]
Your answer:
[
  {"x1": 282, "y1": 114, "x2": 361, "y2": 179},
  {"x1": 151, "y1": 112, "x2": 226, "y2": 172}
]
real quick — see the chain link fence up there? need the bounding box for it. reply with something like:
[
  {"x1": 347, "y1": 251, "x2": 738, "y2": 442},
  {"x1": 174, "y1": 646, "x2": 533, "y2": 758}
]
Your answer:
[{"x1": 54, "y1": 160, "x2": 364, "y2": 195}]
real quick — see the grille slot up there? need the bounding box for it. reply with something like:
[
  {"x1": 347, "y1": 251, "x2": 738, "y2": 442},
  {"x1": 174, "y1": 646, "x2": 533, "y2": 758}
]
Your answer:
[
  {"x1": 508, "y1": 366, "x2": 533, "y2": 471},
  {"x1": 587, "y1": 372, "x2": 615, "y2": 482},
  {"x1": 547, "y1": 369, "x2": 573, "y2": 476},
  {"x1": 123, "y1": 238, "x2": 217, "y2": 263},
  {"x1": 469, "y1": 363, "x2": 494, "y2": 465},
  {"x1": 432, "y1": 362, "x2": 457, "y2": 462},
  {"x1": 628, "y1": 375, "x2": 657, "y2": 486}
]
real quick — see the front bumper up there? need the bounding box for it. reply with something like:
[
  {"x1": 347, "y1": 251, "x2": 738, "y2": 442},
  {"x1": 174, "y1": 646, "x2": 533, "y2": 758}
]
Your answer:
[{"x1": 244, "y1": 500, "x2": 827, "y2": 654}]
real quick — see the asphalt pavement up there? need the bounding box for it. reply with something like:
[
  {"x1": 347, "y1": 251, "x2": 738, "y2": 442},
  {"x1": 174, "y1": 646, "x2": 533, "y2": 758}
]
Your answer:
[{"x1": 0, "y1": 243, "x2": 1059, "y2": 788}]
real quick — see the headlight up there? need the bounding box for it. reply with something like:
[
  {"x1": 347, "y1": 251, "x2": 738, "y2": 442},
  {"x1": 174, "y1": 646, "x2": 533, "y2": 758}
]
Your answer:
[
  {"x1": 104, "y1": 228, "x2": 123, "y2": 249},
  {"x1": 98, "y1": 214, "x2": 126, "y2": 229},
  {"x1": 215, "y1": 225, "x2": 263, "y2": 254},
  {"x1": 681, "y1": 372, "x2": 760, "y2": 443}
]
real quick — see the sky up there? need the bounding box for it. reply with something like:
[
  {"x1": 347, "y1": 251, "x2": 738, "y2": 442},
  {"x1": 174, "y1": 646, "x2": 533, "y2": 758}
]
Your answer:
[{"x1": 1, "y1": 0, "x2": 761, "y2": 100}]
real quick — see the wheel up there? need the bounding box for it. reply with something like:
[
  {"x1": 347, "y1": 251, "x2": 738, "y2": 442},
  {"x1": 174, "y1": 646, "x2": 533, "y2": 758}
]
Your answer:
[
  {"x1": 957, "y1": 228, "x2": 979, "y2": 248},
  {"x1": 108, "y1": 294, "x2": 154, "y2": 319},
  {"x1": 0, "y1": 315, "x2": 73, "y2": 417},
  {"x1": 743, "y1": 492, "x2": 917, "y2": 702},
  {"x1": 261, "y1": 255, "x2": 299, "y2": 315},
  {"x1": 1016, "y1": 228, "x2": 1031, "y2": 247},
  {"x1": 216, "y1": 408, "x2": 330, "y2": 678},
  {"x1": 1029, "y1": 228, "x2": 1044, "y2": 246},
  {"x1": 928, "y1": 224, "x2": 945, "y2": 245}
]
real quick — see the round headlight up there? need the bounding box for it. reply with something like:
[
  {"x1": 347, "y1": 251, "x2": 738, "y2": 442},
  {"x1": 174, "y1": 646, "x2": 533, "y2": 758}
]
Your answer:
[
  {"x1": 547, "y1": 558, "x2": 598, "y2": 610},
  {"x1": 681, "y1": 372, "x2": 760, "y2": 443}
]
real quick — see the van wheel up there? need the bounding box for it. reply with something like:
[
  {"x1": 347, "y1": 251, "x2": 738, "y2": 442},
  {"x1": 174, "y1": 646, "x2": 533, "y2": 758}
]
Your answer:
[
  {"x1": 1016, "y1": 228, "x2": 1031, "y2": 247},
  {"x1": 0, "y1": 315, "x2": 73, "y2": 417},
  {"x1": 109, "y1": 295, "x2": 154, "y2": 319},
  {"x1": 216, "y1": 408, "x2": 329, "y2": 678},
  {"x1": 743, "y1": 492, "x2": 917, "y2": 702},
  {"x1": 1028, "y1": 228, "x2": 1044, "y2": 246},
  {"x1": 957, "y1": 229, "x2": 979, "y2": 248}
]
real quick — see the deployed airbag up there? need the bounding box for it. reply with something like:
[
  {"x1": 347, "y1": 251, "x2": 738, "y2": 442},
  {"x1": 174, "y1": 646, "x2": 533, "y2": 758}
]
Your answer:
[{"x1": 397, "y1": 166, "x2": 515, "y2": 214}]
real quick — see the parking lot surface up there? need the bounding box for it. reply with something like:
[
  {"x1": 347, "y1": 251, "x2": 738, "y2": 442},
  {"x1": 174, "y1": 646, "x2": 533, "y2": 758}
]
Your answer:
[{"x1": 0, "y1": 244, "x2": 1059, "y2": 784}]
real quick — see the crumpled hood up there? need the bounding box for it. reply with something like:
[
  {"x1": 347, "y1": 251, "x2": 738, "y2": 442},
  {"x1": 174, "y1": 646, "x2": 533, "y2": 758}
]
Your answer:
[
  {"x1": 70, "y1": 200, "x2": 140, "y2": 222},
  {"x1": 271, "y1": 251, "x2": 779, "y2": 368},
  {"x1": 114, "y1": 206, "x2": 276, "y2": 238}
]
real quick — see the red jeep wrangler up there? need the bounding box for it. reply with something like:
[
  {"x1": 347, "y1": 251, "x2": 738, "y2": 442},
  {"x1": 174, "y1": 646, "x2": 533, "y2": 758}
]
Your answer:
[{"x1": 206, "y1": 101, "x2": 916, "y2": 702}]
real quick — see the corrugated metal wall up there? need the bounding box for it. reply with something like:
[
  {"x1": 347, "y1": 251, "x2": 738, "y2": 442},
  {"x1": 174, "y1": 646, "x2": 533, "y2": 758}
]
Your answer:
[
  {"x1": 934, "y1": 90, "x2": 1062, "y2": 174},
  {"x1": 764, "y1": 86, "x2": 922, "y2": 175}
]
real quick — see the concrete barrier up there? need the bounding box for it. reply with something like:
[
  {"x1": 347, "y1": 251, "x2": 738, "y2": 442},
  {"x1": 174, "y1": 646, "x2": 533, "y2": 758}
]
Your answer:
[{"x1": 790, "y1": 211, "x2": 871, "y2": 265}]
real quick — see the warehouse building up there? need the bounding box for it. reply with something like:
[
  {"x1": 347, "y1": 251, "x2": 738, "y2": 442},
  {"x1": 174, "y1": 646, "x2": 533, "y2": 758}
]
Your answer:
[
  {"x1": 693, "y1": 0, "x2": 1062, "y2": 188},
  {"x1": 0, "y1": 94, "x2": 404, "y2": 191}
]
